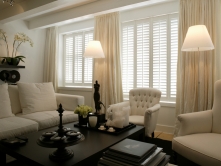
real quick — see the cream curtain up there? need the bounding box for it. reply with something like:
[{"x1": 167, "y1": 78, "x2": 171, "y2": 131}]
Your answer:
[
  {"x1": 175, "y1": 0, "x2": 221, "y2": 136},
  {"x1": 93, "y1": 12, "x2": 123, "y2": 113},
  {"x1": 43, "y1": 27, "x2": 58, "y2": 92}
]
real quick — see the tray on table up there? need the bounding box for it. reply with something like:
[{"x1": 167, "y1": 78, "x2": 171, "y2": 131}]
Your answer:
[{"x1": 74, "y1": 123, "x2": 136, "y2": 135}]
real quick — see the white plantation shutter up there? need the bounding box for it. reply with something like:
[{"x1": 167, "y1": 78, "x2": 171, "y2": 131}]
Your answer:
[
  {"x1": 63, "y1": 30, "x2": 93, "y2": 86},
  {"x1": 74, "y1": 35, "x2": 83, "y2": 83},
  {"x1": 121, "y1": 14, "x2": 178, "y2": 101},
  {"x1": 84, "y1": 32, "x2": 93, "y2": 83},
  {"x1": 65, "y1": 36, "x2": 73, "y2": 83},
  {"x1": 170, "y1": 17, "x2": 178, "y2": 98},
  {"x1": 136, "y1": 21, "x2": 150, "y2": 88},
  {"x1": 152, "y1": 18, "x2": 167, "y2": 97},
  {"x1": 122, "y1": 24, "x2": 134, "y2": 95}
]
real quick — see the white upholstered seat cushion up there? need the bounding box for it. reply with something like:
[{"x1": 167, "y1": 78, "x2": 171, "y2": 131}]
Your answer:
[
  {"x1": 16, "y1": 110, "x2": 78, "y2": 130},
  {"x1": 173, "y1": 133, "x2": 221, "y2": 166},
  {"x1": 129, "y1": 115, "x2": 144, "y2": 126},
  {"x1": 0, "y1": 117, "x2": 38, "y2": 140}
]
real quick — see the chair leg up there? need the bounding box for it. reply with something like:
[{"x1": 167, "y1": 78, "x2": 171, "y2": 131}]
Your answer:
[{"x1": 151, "y1": 132, "x2": 154, "y2": 138}]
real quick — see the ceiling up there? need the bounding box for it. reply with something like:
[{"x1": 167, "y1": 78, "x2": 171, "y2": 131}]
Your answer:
[{"x1": 0, "y1": 0, "x2": 173, "y2": 29}]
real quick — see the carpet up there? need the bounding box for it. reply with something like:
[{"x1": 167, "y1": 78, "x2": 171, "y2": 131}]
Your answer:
[{"x1": 146, "y1": 137, "x2": 200, "y2": 166}]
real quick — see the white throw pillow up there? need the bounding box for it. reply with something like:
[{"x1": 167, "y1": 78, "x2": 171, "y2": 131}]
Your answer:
[
  {"x1": 0, "y1": 83, "x2": 14, "y2": 118},
  {"x1": 17, "y1": 82, "x2": 57, "y2": 114}
]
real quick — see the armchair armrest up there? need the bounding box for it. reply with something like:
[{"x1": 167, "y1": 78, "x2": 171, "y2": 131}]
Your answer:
[
  {"x1": 55, "y1": 93, "x2": 84, "y2": 111},
  {"x1": 144, "y1": 104, "x2": 160, "y2": 137},
  {"x1": 177, "y1": 110, "x2": 212, "y2": 136},
  {"x1": 146, "y1": 104, "x2": 161, "y2": 114}
]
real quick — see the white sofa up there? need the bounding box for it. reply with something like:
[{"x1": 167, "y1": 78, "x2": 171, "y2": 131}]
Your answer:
[
  {"x1": 172, "y1": 80, "x2": 221, "y2": 166},
  {"x1": 0, "y1": 83, "x2": 84, "y2": 140}
]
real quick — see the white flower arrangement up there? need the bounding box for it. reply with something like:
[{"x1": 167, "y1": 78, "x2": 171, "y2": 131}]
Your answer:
[
  {"x1": 0, "y1": 29, "x2": 33, "y2": 65},
  {"x1": 74, "y1": 105, "x2": 93, "y2": 118}
]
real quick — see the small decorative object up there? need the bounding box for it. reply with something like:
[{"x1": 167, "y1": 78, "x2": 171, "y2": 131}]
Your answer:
[
  {"x1": 0, "y1": 29, "x2": 33, "y2": 66},
  {"x1": 0, "y1": 70, "x2": 20, "y2": 83},
  {"x1": 37, "y1": 104, "x2": 85, "y2": 161},
  {"x1": 2, "y1": 0, "x2": 14, "y2": 6},
  {"x1": 74, "y1": 105, "x2": 93, "y2": 126},
  {"x1": 88, "y1": 116, "x2": 98, "y2": 128},
  {"x1": 94, "y1": 80, "x2": 106, "y2": 114}
]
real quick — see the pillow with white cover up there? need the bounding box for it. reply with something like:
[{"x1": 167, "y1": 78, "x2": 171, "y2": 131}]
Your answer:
[
  {"x1": 17, "y1": 82, "x2": 57, "y2": 114},
  {"x1": 0, "y1": 83, "x2": 14, "y2": 118}
]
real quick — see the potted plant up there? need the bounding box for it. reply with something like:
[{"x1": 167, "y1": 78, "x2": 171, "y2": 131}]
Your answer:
[
  {"x1": 0, "y1": 29, "x2": 33, "y2": 66},
  {"x1": 74, "y1": 105, "x2": 93, "y2": 126}
]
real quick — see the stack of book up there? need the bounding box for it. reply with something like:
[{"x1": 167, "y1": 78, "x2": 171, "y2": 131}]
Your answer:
[{"x1": 98, "y1": 138, "x2": 170, "y2": 166}]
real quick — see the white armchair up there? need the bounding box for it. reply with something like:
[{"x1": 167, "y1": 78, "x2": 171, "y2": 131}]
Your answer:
[
  {"x1": 106, "y1": 88, "x2": 161, "y2": 137},
  {"x1": 172, "y1": 80, "x2": 221, "y2": 166}
]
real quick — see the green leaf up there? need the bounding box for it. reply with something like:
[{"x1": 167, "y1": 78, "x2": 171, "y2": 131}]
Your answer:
[
  {"x1": 20, "y1": 59, "x2": 25, "y2": 62},
  {"x1": 15, "y1": 55, "x2": 26, "y2": 58}
]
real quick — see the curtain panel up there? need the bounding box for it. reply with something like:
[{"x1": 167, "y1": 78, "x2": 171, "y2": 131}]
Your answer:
[
  {"x1": 43, "y1": 27, "x2": 58, "y2": 92},
  {"x1": 175, "y1": 0, "x2": 221, "y2": 136},
  {"x1": 93, "y1": 12, "x2": 123, "y2": 113}
]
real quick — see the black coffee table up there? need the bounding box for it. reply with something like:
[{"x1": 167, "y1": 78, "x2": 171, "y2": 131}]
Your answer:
[{"x1": 0, "y1": 123, "x2": 145, "y2": 166}]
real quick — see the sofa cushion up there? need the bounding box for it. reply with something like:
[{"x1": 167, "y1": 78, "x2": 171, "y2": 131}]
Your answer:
[
  {"x1": 16, "y1": 110, "x2": 78, "y2": 130},
  {"x1": 8, "y1": 85, "x2": 22, "y2": 115},
  {"x1": 0, "y1": 83, "x2": 14, "y2": 119},
  {"x1": 0, "y1": 117, "x2": 38, "y2": 140},
  {"x1": 173, "y1": 133, "x2": 221, "y2": 166},
  {"x1": 129, "y1": 115, "x2": 144, "y2": 126},
  {"x1": 17, "y1": 82, "x2": 57, "y2": 114}
]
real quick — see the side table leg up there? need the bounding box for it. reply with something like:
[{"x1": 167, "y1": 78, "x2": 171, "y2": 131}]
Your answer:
[{"x1": 0, "y1": 150, "x2": 6, "y2": 166}]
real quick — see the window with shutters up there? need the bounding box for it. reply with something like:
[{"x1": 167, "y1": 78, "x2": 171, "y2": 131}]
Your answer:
[
  {"x1": 63, "y1": 30, "x2": 93, "y2": 87},
  {"x1": 121, "y1": 14, "x2": 178, "y2": 101}
]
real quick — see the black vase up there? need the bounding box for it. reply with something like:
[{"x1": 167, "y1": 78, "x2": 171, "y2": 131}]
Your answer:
[{"x1": 78, "y1": 115, "x2": 88, "y2": 126}]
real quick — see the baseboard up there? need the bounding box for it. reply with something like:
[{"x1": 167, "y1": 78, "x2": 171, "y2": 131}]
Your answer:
[{"x1": 155, "y1": 124, "x2": 175, "y2": 134}]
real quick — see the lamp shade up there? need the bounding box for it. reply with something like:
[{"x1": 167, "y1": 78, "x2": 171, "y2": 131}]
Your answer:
[
  {"x1": 83, "y1": 41, "x2": 105, "y2": 58},
  {"x1": 181, "y1": 25, "x2": 214, "y2": 51}
]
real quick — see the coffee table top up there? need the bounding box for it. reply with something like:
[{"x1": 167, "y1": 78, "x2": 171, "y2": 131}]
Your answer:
[{"x1": 1, "y1": 123, "x2": 145, "y2": 166}]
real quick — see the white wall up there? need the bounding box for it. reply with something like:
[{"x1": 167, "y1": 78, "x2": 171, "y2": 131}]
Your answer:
[
  {"x1": 58, "y1": 0, "x2": 179, "y2": 134},
  {"x1": 0, "y1": 20, "x2": 46, "y2": 84}
]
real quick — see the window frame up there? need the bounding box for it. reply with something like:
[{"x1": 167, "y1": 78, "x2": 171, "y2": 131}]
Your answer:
[
  {"x1": 63, "y1": 29, "x2": 94, "y2": 87},
  {"x1": 121, "y1": 13, "x2": 178, "y2": 102}
]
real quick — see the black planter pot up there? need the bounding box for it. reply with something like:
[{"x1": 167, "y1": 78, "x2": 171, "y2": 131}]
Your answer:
[
  {"x1": 78, "y1": 115, "x2": 88, "y2": 126},
  {"x1": 7, "y1": 58, "x2": 20, "y2": 66}
]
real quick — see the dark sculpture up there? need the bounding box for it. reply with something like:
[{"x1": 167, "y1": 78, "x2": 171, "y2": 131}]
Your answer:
[{"x1": 94, "y1": 80, "x2": 105, "y2": 114}]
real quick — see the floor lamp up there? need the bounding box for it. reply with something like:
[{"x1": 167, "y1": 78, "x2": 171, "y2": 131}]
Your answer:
[
  {"x1": 83, "y1": 41, "x2": 105, "y2": 127},
  {"x1": 181, "y1": 25, "x2": 214, "y2": 110}
]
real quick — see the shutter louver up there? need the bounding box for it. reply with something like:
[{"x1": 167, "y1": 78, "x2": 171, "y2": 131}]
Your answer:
[
  {"x1": 74, "y1": 35, "x2": 83, "y2": 83},
  {"x1": 65, "y1": 37, "x2": 73, "y2": 83},
  {"x1": 122, "y1": 25, "x2": 134, "y2": 95},
  {"x1": 170, "y1": 18, "x2": 178, "y2": 97},
  {"x1": 84, "y1": 33, "x2": 93, "y2": 84},
  {"x1": 137, "y1": 22, "x2": 150, "y2": 88},
  {"x1": 152, "y1": 19, "x2": 167, "y2": 97}
]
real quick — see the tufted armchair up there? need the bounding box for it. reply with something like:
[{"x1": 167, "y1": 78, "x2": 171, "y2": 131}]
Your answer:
[
  {"x1": 172, "y1": 80, "x2": 221, "y2": 166},
  {"x1": 106, "y1": 88, "x2": 161, "y2": 137}
]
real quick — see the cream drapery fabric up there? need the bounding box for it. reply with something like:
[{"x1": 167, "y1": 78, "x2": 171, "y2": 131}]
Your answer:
[
  {"x1": 93, "y1": 12, "x2": 123, "y2": 113},
  {"x1": 175, "y1": 0, "x2": 221, "y2": 136},
  {"x1": 43, "y1": 27, "x2": 58, "y2": 92}
]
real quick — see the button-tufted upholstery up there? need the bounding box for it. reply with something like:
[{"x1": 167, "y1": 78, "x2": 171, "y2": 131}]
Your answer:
[
  {"x1": 129, "y1": 88, "x2": 161, "y2": 116},
  {"x1": 107, "y1": 88, "x2": 161, "y2": 137}
]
